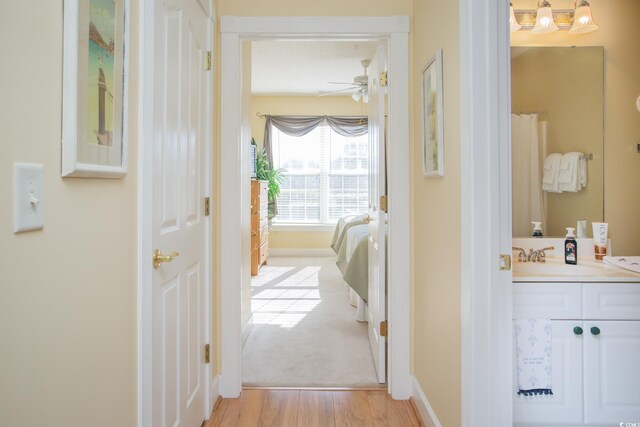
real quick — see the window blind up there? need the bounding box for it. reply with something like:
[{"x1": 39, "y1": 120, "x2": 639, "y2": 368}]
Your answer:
[{"x1": 272, "y1": 124, "x2": 369, "y2": 225}]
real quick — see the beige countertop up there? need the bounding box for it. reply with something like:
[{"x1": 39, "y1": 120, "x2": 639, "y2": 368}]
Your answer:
[{"x1": 513, "y1": 257, "x2": 640, "y2": 283}]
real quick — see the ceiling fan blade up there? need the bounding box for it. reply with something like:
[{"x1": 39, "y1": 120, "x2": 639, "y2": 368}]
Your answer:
[
  {"x1": 326, "y1": 81, "x2": 357, "y2": 85},
  {"x1": 318, "y1": 86, "x2": 360, "y2": 97}
]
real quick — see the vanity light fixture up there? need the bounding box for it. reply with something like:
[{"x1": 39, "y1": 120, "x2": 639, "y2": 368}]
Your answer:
[
  {"x1": 510, "y1": 2, "x2": 522, "y2": 32},
  {"x1": 511, "y1": 0, "x2": 598, "y2": 34},
  {"x1": 569, "y1": 0, "x2": 598, "y2": 34},
  {"x1": 532, "y1": 0, "x2": 559, "y2": 34}
]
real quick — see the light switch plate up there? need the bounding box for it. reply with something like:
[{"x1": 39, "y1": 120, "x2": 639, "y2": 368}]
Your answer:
[{"x1": 13, "y1": 163, "x2": 44, "y2": 233}]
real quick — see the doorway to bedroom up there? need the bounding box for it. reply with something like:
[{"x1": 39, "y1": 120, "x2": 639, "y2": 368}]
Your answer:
[{"x1": 241, "y1": 40, "x2": 387, "y2": 388}]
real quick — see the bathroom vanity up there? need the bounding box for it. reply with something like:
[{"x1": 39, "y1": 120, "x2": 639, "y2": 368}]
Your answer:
[{"x1": 512, "y1": 248, "x2": 640, "y2": 427}]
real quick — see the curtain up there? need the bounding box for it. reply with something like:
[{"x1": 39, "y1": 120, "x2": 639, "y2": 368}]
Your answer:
[
  {"x1": 262, "y1": 115, "x2": 369, "y2": 216},
  {"x1": 512, "y1": 114, "x2": 546, "y2": 237}
]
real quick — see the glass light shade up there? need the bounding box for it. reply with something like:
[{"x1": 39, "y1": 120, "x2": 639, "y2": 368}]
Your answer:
[
  {"x1": 362, "y1": 92, "x2": 369, "y2": 104},
  {"x1": 351, "y1": 92, "x2": 362, "y2": 102},
  {"x1": 569, "y1": 3, "x2": 598, "y2": 34},
  {"x1": 532, "y1": 4, "x2": 558, "y2": 34},
  {"x1": 510, "y1": 5, "x2": 522, "y2": 32}
]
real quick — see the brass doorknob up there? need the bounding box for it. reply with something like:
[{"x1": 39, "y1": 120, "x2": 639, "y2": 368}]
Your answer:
[{"x1": 153, "y1": 249, "x2": 179, "y2": 268}]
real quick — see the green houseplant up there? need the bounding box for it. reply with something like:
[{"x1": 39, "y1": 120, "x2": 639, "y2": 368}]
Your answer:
[{"x1": 254, "y1": 142, "x2": 284, "y2": 218}]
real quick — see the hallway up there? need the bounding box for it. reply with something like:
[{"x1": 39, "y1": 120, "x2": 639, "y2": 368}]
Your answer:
[{"x1": 242, "y1": 257, "x2": 379, "y2": 387}]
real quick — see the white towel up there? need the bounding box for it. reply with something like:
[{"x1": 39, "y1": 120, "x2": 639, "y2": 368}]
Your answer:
[
  {"x1": 579, "y1": 156, "x2": 588, "y2": 188},
  {"x1": 542, "y1": 153, "x2": 562, "y2": 193},
  {"x1": 515, "y1": 319, "x2": 553, "y2": 396},
  {"x1": 558, "y1": 152, "x2": 583, "y2": 192},
  {"x1": 603, "y1": 256, "x2": 640, "y2": 274}
]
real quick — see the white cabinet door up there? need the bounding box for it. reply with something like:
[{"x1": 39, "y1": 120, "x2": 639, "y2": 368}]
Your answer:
[
  {"x1": 514, "y1": 321, "x2": 584, "y2": 424},
  {"x1": 584, "y1": 321, "x2": 640, "y2": 424}
]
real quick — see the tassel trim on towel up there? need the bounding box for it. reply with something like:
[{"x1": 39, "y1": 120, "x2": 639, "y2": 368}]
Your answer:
[{"x1": 518, "y1": 388, "x2": 553, "y2": 396}]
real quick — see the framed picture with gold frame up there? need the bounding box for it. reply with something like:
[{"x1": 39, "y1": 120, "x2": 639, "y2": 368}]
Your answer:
[
  {"x1": 421, "y1": 49, "x2": 444, "y2": 178},
  {"x1": 62, "y1": 0, "x2": 129, "y2": 178}
]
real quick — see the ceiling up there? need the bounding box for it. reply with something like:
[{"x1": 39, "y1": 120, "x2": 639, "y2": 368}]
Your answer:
[{"x1": 251, "y1": 41, "x2": 378, "y2": 96}]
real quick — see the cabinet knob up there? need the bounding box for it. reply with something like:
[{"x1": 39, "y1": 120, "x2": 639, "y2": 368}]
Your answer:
[
  {"x1": 573, "y1": 326, "x2": 583, "y2": 335},
  {"x1": 590, "y1": 326, "x2": 601, "y2": 336}
]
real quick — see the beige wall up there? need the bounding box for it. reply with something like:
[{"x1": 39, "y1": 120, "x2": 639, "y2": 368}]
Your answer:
[
  {"x1": 251, "y1": 95, "x2": 364, "y2": 249},
  {"x1": 411, "y1": 1, "x2": 461, "y2": 426},
  {"x1": 511, "y1": 47, "x2": 604, "y2": 237},
  {"x1": 0, "y1": 1, "x2": 138, "y2": 426},
  {"x1": 512, "y1": 0, "x2": 640, "y2": 254}
]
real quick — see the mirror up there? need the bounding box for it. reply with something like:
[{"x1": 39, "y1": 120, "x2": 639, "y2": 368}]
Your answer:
[{"x1": 511, "y1": 46, "x2": 604, "y2": 237}]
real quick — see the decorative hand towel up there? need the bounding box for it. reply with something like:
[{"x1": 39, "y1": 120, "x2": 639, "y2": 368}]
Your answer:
[
  {"x1": 542, "y1": 153, "x2": 562, "y2": 193},
  {"x1": 515, "y1": 319, "x2": 553, "y2": 396},
  {"x1": 603, "y1": 256, "x2": 640, "y2": 274}
]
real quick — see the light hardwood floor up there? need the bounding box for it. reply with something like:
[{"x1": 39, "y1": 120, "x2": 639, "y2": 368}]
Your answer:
[{"x1": 204, "y1": 389, "x2": 423, "y2": 427}]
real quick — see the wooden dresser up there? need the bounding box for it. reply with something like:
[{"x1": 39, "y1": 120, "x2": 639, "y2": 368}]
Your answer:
[{"x1": 251, "y1": 179, "x2": 269, "y2": 276}]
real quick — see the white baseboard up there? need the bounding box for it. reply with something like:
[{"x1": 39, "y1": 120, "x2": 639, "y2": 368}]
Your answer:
[
  {"x1": 242, "y1": 314, "x2": 254, "y2": 346},
  {"x1": 269, "y1": 248, "x2": 335, "y2": 257},
  {"x1": 209, "y1": 374, "x2": 220, "y2": 418},
  {"x1": 411, "y1": 376, "x2": 443, "y2": 427}
]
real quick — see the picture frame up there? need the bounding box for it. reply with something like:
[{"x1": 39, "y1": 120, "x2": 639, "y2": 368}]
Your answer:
[
  {"x1": 421, "y1": 48, "x2": 444, "y2": 178},
  {"x1": 62, "y1": 0, "x2": 129, "y2": 178}
]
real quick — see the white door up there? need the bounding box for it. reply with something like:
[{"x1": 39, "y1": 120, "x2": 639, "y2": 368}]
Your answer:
[
  {"x1": 513, "y1": 321, "x2": 583, "y2": 424},
  {"x1": 151, "y1": 1, "x2": 209, "y2": 426},
  {"x1": 584, "y1": 321, "x2": 640, "y2": 424},
  {"x1": 367, "y1": 43, "x2": 388, "y2": 384}
]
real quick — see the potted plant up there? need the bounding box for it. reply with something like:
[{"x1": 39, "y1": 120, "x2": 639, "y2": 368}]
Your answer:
[{"x1": 254, "y1": 144, "x2": 284, "y2": 219}]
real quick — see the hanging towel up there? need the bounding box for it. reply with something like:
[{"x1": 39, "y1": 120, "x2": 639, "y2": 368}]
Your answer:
[
  {"x1": 579, "y1": 156, "x2": 588, "y2": 188},
  {"x1": 603, "y1": 256, "x2": 640, "y2": 274},
  {"x1": 542, "y1": 153, "x2": 562, "y2": 193},
  {"x1": 515, "y1": 319, "x2": 553, "y2": 396},
  {"x1": 558, "y1": 152, "x2": 583, "y2": 192}
]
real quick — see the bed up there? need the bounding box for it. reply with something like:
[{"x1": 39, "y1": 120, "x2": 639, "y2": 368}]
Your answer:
[{"x1": 332, "y1": 215, "x2": 369, "y2": 322}]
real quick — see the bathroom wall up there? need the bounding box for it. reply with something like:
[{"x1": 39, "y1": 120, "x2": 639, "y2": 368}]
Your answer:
[
  {"x1": 0, "y1": 1, "x2": 138, "y2": 425},
  {"x1": 511, "y1": 47, "x2": 604, "y2": 237},
  {"x1": 511, "y1": 0, "x2": 640, "y2": 254},
  {"x1": 250, "y1": 95, "x2": 366, "y2": 250},
  {"x1": 411, "y1": 0, "x2": 462, "y2": 425}
]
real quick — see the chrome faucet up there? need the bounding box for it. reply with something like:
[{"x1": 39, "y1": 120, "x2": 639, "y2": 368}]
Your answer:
[{"x1": 512, "y1": 246, "x2": 555, "y2": 263}]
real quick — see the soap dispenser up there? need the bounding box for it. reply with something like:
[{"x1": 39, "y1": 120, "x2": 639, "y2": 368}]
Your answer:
[
  {"x1": 532, "y1": 222, "x2": 543, "y2": 238},
  {"x1": 564, "y1": 227, "x2": 578, "y2": 265}
]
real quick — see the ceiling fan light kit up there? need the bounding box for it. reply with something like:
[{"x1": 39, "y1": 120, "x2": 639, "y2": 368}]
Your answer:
[{"x1": 321, "y1": 58, "x2": 371, "y2": 103}]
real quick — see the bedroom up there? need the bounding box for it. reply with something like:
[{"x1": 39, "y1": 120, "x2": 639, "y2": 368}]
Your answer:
[{"x1": 240, "y1": 40, "x2": 387, "y2": 388}]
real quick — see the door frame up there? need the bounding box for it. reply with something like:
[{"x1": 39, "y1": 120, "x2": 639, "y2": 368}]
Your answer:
[
  {"x1": 459, "y1": 0, "x2": 513, "y2": 426},
  {"x1": 219, "y1": 16, "x2": 411, "y2": 399},
  {"x1": 137, "y1": 0, "x2": 216, "y2": 426}
]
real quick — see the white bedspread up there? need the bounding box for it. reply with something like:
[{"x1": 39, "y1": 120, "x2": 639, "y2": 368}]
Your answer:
[{"x1": 346, "y1": 224, "x2": 369, "y2": 263}]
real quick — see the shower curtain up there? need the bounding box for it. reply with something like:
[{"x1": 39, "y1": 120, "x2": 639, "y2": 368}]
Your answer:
[{"x1": 512, "y1": 114, "x2": 546, "y2": 237}]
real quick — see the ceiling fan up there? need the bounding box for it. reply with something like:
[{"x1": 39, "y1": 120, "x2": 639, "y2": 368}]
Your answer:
[{"x1": 319, "y1": 59, "x2": 371, "y2": 102}]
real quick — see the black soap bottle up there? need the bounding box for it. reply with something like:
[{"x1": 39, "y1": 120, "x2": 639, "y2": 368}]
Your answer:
[{"x1": 564, "y1": 227, "x2": 578, "y2": 265}]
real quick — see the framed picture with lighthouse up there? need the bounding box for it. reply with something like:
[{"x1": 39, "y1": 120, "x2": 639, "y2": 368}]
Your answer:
[{"x1": 62, "y1": 0, "x2": 129, "y2": 178}]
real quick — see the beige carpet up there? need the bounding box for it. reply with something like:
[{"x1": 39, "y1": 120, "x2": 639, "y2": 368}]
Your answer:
[{"x1": 242, "y1": 256, "x2": 380, "y2": 387}]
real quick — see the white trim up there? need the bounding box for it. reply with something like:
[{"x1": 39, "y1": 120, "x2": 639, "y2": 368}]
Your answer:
[
  {"x1": 137, "y1": 1, "x2": 215, "y2": 425},
  {"x1": 411, "y1": 376, "x2": 443, "y2": 427},
  {"x1": 220, "y1": 15, "x2": 411, "y2": 400},
  {"x1": 209, "y1": 374, "x2": 221, "y2": 417},
  {"x1": 268, "y1": 248, "x2": 335, "y2": 257},
  {"x1": 459, "y1": 0, "x2": 513, "y2": 426},
  {"x1": 242, "y1": 314, "x2": 254, "y2": 346},
  {"x1": 271, "y1": 224, "x2": 335, "y2": 232}
]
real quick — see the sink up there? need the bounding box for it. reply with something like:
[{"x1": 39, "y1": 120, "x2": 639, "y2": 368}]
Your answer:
[{"x1": 513, "y1": 259, "x2": 607, "y2": 277}]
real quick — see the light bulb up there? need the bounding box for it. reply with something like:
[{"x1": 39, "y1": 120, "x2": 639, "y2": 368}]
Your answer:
[
  {"x1": 510, "y1": 3, "x2": 522, "y2": 32},
  {"x1": 532, "y1": 1, "x2": 558, "y2": 34},
  {"x1": 569, "y1": 0, "x2": 598, "y2": 34}
]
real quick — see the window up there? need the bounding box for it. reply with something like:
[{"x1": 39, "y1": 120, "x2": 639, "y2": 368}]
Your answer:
[{"x1": 272, "y1": 123, "x2": 368, "y2": 225}]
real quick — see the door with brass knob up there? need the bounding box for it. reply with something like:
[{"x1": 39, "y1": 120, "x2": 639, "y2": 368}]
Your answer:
[
  {"x1": 152, "y1": 249, "x2": 179, "y2": 268},
  {"x1": 149, "y1": 1, "x2": 210, "y2": 425}
]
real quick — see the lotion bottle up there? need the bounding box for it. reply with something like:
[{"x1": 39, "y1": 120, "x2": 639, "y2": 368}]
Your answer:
[{"x1": 564, "y1": 227, "x2": 578, "y2": 265}]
